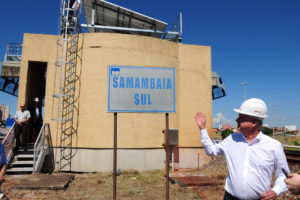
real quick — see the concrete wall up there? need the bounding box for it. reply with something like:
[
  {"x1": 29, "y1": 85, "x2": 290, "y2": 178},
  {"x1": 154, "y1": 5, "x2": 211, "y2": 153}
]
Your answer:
[
  {"x1": 179, "y1": 148, "x2": 211, "y2": 169},
  {"x1": 53, "y1": 148, "x2": 165, "y2": 172},
  {"x1": 18, "y1": 33, "x2": 213, "y2": 171}
]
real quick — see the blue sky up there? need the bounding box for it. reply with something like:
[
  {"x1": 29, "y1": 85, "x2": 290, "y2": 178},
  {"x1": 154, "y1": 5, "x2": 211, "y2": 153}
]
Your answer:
[{"x1": 0, "y1": 0, "x2": 300, "y2": 129}]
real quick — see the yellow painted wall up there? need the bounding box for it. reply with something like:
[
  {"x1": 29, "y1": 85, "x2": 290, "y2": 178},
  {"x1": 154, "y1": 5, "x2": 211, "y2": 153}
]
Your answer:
[{"x1": 18, "y1": 33, "x2": 212, "y2": 149}]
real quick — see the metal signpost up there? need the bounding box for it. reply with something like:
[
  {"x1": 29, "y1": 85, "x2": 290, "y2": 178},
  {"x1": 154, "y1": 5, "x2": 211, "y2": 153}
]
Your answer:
[{"x1": 108, "y1": 65, "x2": 175, "y2": 200}]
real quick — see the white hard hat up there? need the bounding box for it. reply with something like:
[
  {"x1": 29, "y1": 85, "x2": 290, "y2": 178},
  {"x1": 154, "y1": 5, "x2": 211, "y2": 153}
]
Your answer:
[
  {"x1": 34, "y1": 97, "x2": 39, "y2": 102},
  {"x1": 233, "y1": 98, "x2": 268, "y2": 119}
]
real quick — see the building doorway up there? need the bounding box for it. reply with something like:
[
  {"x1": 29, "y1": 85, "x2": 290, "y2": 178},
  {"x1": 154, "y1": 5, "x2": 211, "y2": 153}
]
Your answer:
[{"x1": 26, "y1": 61, "x2": 47, "y2": 143}]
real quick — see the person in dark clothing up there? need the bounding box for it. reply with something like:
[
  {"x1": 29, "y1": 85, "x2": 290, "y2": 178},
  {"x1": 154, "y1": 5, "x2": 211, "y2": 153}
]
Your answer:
[{"x1": 28, "y1": 97, "x2": 43, "y2": 143}]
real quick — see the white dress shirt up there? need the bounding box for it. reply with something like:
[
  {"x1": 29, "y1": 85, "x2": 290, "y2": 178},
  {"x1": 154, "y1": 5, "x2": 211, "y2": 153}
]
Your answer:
[
  {"x1": 15, "y1": 110, "x2": 30, "y2": 123},
  {"x1": 72, "y1": 0, "x2": 81, "y2": 10},
  {"x1": 200, "y1": 129, "x2": 289, "y2": 199}
]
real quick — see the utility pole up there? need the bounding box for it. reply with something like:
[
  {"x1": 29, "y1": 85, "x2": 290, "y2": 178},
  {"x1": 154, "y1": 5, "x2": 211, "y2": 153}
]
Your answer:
[
  {"x1": 241, "y1": 82, "x2": 248, "y2": 101},
  {"x1": 272, "y1": 105, "x2": 275, "y2": 138}
]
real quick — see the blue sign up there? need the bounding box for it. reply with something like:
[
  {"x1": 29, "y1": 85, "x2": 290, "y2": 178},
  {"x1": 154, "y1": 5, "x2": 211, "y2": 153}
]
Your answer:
[{"x1": 108, "y1": 66, "x2": 176, "y2": 113}]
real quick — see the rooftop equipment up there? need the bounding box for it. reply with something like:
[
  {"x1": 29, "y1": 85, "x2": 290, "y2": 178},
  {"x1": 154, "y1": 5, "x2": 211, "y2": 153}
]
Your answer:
[{"x1": 81, "y1": 0, "x2": 182, "y2": 42}]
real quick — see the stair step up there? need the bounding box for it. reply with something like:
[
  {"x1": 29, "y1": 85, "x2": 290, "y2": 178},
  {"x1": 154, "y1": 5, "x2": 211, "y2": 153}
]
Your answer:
[
  {"x1": 16, "y1": 154, "x2": 34, "y2": 159},
  {"x1": 16, "y1": 150, "x2": 34, "y2": 154},
  {"x1": 18, "y1": 148, "x2": 34, "y2": 151},
  {"x1": 6, "y1": 167, "x2": 33, "y2": 172},
  {"x1": 12, "y1": 160, "x2": 34, "y2": 165}
]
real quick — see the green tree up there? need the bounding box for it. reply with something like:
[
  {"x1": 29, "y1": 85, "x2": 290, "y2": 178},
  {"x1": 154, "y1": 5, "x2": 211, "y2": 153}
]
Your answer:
[
  {"x1": 221, "y1": 129, "x2": 233, "y2": 139},
  {"x1": 262, "y1": 126, "x2": 273, "y2": 135},
  {"x1": 293, "y1": 141, "x2": 299, "y2": 146}
]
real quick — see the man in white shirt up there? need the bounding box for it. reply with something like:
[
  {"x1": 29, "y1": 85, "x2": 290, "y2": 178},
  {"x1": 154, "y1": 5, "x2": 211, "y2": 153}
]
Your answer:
[
  {"x1": 14, "y1": 104, "x2": 30, "y2": 150},
  {"x1": 195, "y1": 98, "x2": 289, "y2": 200},
  {"x1": 72, "y1": 0, "x2": 81, "y2": 12},
  {"x1": 67, "y1": 0, "x2": 81, "y2": 17},
  {"x1": 63, "y1": 0, "x2": 81, "y2": 34}
]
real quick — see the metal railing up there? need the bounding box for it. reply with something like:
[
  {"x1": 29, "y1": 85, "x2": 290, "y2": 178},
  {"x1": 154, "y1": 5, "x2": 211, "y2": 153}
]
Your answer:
[
  {"x1": 33, "y1": 123, "x2": 50, "y2": 173},
  {"x1": 4, "y1": 43, "x2": 22, "y2": 61},
  {"x1": 2, "y1": 123, "x2": 15, "y2": 165},
  {"x1": 283, "y1": 144, "x2": 300, "y2": 149}
]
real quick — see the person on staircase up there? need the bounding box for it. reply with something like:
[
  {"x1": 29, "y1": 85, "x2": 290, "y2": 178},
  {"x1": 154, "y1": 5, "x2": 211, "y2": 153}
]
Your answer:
[
  {"x1": 14, "y1": 104, "x2": 30, "y2": 151},
  {"x1": 29, "y1": 97, "x2": 43, "y2": 143}
]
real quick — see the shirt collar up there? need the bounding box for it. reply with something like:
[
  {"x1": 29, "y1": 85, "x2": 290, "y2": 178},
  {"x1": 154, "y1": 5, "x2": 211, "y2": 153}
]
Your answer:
[
  {"x1": 253, "y1": 131, "x2": 263, "y2": 143},
  {"x1": 241, "y1": 131, "x2": 262, "y2": 144}
]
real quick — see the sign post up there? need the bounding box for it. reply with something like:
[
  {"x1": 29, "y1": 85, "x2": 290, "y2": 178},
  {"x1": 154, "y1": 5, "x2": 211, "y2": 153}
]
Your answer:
[
  {"x1": 113, "y1": 112, "x2": 117, "y2": 200},
  {"x1": 165, "y1": 113, "x2": 169, "y2": 200},
  {"x1": 108, "y1": 65, "x2": 175, "y2": 200}
]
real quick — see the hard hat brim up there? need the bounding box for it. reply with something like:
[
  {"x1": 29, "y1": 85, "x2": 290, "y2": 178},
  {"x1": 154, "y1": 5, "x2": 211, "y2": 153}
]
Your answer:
[{"x1": 233, "y1": 108, "x2": 268, "y2": 119}]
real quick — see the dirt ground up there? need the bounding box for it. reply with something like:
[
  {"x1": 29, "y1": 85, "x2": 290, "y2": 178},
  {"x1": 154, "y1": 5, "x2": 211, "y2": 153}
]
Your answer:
[
  {"x1": 1, "y1": 156, "x2": 300, "y2": 200},
  {"x1": 2, "y1": 170, "x2": 202, "y2": 200}
]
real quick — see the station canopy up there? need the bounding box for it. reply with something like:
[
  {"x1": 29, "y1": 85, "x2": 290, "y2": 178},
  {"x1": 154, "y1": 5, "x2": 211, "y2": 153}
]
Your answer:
[{"x1": 82, "y1": 0, "x2": 168, "y2": 38}]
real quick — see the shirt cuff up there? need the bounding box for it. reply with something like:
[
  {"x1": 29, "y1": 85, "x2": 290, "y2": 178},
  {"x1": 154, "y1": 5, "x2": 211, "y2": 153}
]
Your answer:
[
  {"x1": 200, "y1": 128, "x2": 210, "y2": 141},
  {"x1": 200, "y1": 128, "x2": 207, "y2": 134},
  {"x1": 272, "y1": 184, "x2": 286, "y2": 196}
]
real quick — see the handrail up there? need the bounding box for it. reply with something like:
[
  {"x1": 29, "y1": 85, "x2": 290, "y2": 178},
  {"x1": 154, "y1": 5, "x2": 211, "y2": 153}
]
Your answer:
[
  {"x1": 33, "y1": 123, "x2": 49, "y2": 173},
  {"x1": 4, "y1": 43, "x2": 22, "y2": 61},
  {"x1": 283, "y1": 144, "x2": 300, "y2": 149},
  {"x1": 2, "y1": 123, "x2": 15, "y2": 164}
]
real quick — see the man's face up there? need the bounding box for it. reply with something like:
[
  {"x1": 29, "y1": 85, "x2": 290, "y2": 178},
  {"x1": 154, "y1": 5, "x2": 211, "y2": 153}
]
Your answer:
[
  {"x1": 236, "y1": 114, "x2": 257, "y2": 131},
  {"x1": 20, "y1": 104, "x2": 26, "y2": 111}
]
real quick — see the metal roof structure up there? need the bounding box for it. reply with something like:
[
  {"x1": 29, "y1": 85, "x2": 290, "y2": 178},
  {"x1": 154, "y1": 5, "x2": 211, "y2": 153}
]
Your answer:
[
  {"x1": 211, "y1": 72, "x2": 226, "y2": 100},
  {"x1": 0, "y1": 43, "x2": 20, "y2": 96},
  {"x1": 81, "y1": 0, "x2": 182, "y2": 41}
]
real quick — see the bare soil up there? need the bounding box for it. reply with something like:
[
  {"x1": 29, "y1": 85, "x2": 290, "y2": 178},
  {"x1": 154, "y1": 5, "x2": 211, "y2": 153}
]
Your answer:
[{"x1": 1, "y1": 156, "x2": 300, "y2": 200}]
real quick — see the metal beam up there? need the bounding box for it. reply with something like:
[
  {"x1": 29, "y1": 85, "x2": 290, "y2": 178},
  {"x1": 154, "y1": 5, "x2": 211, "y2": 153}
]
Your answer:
[{"x1": 81, "y1": 24, "x2": 165, "y2": 34}]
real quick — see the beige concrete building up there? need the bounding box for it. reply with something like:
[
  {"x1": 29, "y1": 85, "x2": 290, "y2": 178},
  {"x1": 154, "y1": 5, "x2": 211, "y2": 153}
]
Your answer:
[{"x1": 16, "y1": 32, "x2": 214, "y2": 172}]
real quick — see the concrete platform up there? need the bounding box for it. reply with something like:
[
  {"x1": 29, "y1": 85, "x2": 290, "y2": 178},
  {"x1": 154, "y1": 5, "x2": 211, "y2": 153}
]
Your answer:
[{"x1": 7, "y1": 174, "x2": 74, "y2": 190}]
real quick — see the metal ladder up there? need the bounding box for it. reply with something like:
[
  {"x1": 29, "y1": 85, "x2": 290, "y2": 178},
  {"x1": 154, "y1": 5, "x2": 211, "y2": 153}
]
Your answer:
[{"x1": 51, "y1": 0, "x2": 80, "y2": 171}]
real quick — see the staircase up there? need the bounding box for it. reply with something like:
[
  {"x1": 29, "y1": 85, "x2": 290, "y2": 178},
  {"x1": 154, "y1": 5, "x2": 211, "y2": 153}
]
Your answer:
[
  {"x1": 3, "y1": 123, "x2": 51, "y2": 175},
  {"x1": 6, "y1": 144, "x2": 34, "y2": 174}
]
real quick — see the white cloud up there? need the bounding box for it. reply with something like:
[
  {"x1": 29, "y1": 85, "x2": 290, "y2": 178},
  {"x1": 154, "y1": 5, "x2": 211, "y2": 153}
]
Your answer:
[
  {"x1": 213, "y1": 112, "x2": 235, "y2": 128},
  {"x1": 213, "y1": 113, "x2": 225, "y2": 124}
]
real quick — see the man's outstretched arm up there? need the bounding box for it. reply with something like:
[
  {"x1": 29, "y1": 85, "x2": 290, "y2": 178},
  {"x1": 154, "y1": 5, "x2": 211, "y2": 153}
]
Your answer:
[{"x1": 195, "y1": 112, "x2": 223, "y2": 156}]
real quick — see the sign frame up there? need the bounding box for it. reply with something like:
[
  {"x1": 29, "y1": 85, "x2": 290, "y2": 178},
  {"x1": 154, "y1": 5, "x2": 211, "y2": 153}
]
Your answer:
[{"x1": 107, "y1": 65, "x2": 176, "y2": 113}]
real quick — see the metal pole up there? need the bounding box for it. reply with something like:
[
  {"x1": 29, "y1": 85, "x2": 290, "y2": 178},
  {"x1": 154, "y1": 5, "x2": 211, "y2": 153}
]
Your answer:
[
  {"x1": 241, "y1": 82, "x2": 248, "y2": 101},
  {"x1": 244, "y1": 86, "x2": 246, "y2": 100},
  {"x1": 113, "y1": 113, "x2": 117, "y2": 200},
  {"x1": 91, "y1": 9, "x2": 95, "y2": 25},
  {"x1": 165, "y1": 113, "x2": 169, "y2": 200},
  {"x1": 180, "y1": 12, "x2": 183, "y2": 35},
  {"x1": 272, "y1": 105, "x2": 275, "y2": 138}
]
